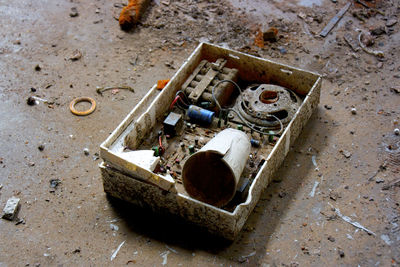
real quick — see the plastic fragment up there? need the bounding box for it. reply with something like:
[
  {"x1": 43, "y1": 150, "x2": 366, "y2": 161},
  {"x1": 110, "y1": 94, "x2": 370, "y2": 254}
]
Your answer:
[{"x1": 110, "y1": 240, "x2": 125, "y2": 261}]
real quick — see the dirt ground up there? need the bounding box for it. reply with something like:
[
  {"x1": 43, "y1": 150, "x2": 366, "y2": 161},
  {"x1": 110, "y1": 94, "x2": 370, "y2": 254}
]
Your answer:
[{"x1": 0, "y1": 0, "x2": 399, "y2": 266}]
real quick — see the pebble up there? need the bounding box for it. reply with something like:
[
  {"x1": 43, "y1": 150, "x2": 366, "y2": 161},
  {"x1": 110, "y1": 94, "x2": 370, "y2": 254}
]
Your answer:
[
  {"x1": 324, "y1": 104, "x2": 332, "y2": 110},
  {"x1": 394, "y1": 128, "x2": 399, "y2": 135},
  {"x1": 2, "y1": 197, "x2": 20, "y2": 220},
  {"x1": 38, "y1": 144, "x2": 45, "y2": 151},
  {"x1": 27, "y1": 97, "x2": 36, "y2": 106},
  {"x1": 338, "y1": 250, "x2": 345, "y2": 258},
  {"x1": 386, "y1": 19, "x2": 397, "y2": 27},
  {"x1": 327, "y1": 236, "x2": 335, "y2": 242},
  {"x1": 83, "y1": 148, "x2": 90, "y2": 156},
  {"x1": 375, "y1": 177, "x2": 385, "y2": 183},
  {"x1": 34, "y1": 64, "x2": 41, "y2": 71},
  {"x1": 70, "y1": 7, "x2": 79, "y2": 17},
  {"x1": 351, "y1": 108, "x2": 357, "y2": 115}
]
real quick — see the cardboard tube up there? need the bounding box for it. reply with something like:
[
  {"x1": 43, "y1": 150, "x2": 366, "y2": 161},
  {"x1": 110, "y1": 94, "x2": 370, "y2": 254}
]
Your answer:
[{"x1": 182, "y1": 128, "x2": 250, "y2": 207}]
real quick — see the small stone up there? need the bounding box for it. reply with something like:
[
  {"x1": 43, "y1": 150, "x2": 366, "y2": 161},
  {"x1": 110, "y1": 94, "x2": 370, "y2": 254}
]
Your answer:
[
  {"x1": 69, "y1": 50, "x2": 82, "y2": 61},
  {"x1": 27, "y1": 97, "x2": 36, "y2": 106},
  {"x1": 375, "y1": 177, "x2": 385, "y2": 183},
  {"x1": 2, "y1": 197, "x2": 20, "y2": 220},
  {"x1": 324, "y1": 105, "x2": 332, "y2": 110},
  {"x1": 70, "y1": 7, "x2": 79, "y2": 17},
  {"x1": 263, "y1": 27, "x2": 278, "y2": 42},
  {"x1": 386, "y1": 19, "x2": 397, "y2": 27},
  {"x1": 30, "y1": 87, "x2": 37, "y2": 92},
  {"x1": 28, "y1": 162, "x2": 35, "y2": 166},
  {"x1": 338, "y1": 250, "x2": 345, "y2": 258},
  {"x1": 38, "y1": 144, "x2": 45, "y2": 151},
  {"x1": 34, "y1": 64, "x2": 41, "y2": 71},
  {"x1": 341, "y1": 150, "x2": 352, "y2": 158},
  {"x1": 83, "y1": 148, "x2": 90, "y2": 156},
  {"x1": 394, "y1": 128, "x2": 400, "y2": 135},
  {"x1": 370, "y1": 26, "x2": 386, "y2": 36},
  {"x1": 49, "y1": 179, "x2": 61, "y2": 189},
  {"x1": 327, "y1": 236, "x2": 335, "y2": 242},
  {"x1": 351, "y1": 108, "x2": 357, "y2": 115},
  {"x1": 329, "y1": 191, "x2": 338, "y2": 201}
]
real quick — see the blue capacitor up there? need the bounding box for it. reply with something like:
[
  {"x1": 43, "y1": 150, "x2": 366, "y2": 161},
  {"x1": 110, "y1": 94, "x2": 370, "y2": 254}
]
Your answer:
[{"x1": 187, "y1": 105, "x2": 215, "y2": 124}]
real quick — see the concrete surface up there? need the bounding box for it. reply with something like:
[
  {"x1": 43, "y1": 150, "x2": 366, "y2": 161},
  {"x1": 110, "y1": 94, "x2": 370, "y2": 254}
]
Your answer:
[{"x1": 0, "y1": 0, "x2": 399, "y2": 266}]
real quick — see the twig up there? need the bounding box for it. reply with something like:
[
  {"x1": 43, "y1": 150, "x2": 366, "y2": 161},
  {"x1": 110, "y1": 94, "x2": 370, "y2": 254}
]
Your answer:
[
  {"x1": 328, "y1": 203, "x2": 376, "y2": 236},
  {"x1": 96, "y1": 86, "x2": 135, "y2": 96}
]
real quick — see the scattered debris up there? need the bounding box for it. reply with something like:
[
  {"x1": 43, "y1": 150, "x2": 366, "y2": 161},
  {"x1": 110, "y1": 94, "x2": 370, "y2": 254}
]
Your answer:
[
  {"x1": 96, "y1": 86, "x2": 134, "y2": 96},
  {"x1": 49, "y1": 179, "x2": 61, "y2": 189},
  {"x1": 391, "y1": 86, "x2": 400, "y2": 94},
  {"x1": 309, "y1": 181, "x2": 319, "y2": 197},
  {"x1": 110, "y1": 240, "x2": 125, "y2": 261},
  {"x1": 238, "y1": 251, "x2": 256, "y2": 263},
  {"x1": 27, "y1": 96, "x2": 37, "y2": 106},
  {"x1": 311, "y1": 155, "x2": 319, "y2": 171},
  {"x1": 343, "y1": 33, "x2": 360, "y2": 52},
  {"x1": 165, "y1": 245, "x2": 178, "y2": 254},
  {"x1": 370, "y1": 26, "x2": 386, "y2": 36},
  {"x1": 320, "y1": 2, "x2": 351, "y2": 37},
  {"x1": 119, "y1": 0, "x2": 150, "y2": 31},
  {"x1": 386, "y1": 18, "x2": 398, "y2": 27},
  {"x1": 382, "y1": 179, "x2": 400, "y2": 190},
  {"x1": 341, "y1": 150, "x2": 352, "y2": 159},
  {"x1": 2, "y1": 197, "x2": 20, "y2": 220},
  {"x1": 110, "y1": 223, "x2": 119, "y2": 231},
  {"x1": 160, "y1": 251, "x2": 170, "y2": 265},
  {"x1": 15, "y1": 218, "x2": 25, "y2": 225},
  {"x1": 263, "y1": 27, "x2": 278, "y2": 42},
  {"x1": 328, "y1": 203, "x2": 376, "y2": 236},
  {"x1": 357, "y1": 31, "x2": 384, "y2": 58},
  {"x1": 69, "y1": 50, "x2": 82, "y2": 61},
  {"x1": 380, "y1": 234, "x2": 392, "y2": 245},
  {"x1": 70, "y1": 7, "x2": 79, "y2": 17},
  {"x1": 69, "y1": 97, "x2": 96, "y2": 116},
  {"x1": 83, "y1": 148, "x2": 90, "y2": 156},
  {"x1": 157, "y1": 80, "x2": 170, "y2": 90}
]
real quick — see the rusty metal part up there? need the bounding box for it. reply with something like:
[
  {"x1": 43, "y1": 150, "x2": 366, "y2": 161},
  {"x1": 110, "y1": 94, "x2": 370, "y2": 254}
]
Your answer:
[
  {"x1": 236, "y1": 84, "x2": 301, "y2": 129},
  {"x1": 69, "y1": 97, "x2": 96, "y2": 116},
  {"x1": 320, "y1": 2, "x2": 352, "y2": 37}
]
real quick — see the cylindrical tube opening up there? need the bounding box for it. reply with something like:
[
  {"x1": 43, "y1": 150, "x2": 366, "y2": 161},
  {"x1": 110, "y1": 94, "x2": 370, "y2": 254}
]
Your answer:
[{"x1": 182, "y1": 151, "x2": 236, "y2": 207}]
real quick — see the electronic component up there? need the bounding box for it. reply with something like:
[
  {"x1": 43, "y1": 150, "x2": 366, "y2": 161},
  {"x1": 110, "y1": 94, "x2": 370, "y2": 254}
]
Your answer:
[{"x1": 163, "y1": 112, "x2": 182, "y2": 136}]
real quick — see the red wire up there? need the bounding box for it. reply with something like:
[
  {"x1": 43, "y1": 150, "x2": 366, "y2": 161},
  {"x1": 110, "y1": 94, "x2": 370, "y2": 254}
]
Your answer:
[
  {"x1": 158, "y1": 136, "x2": 164, "y2": 154},
  {"x1": 169, "y1": 95, "x2": 181, "y2": 110}
]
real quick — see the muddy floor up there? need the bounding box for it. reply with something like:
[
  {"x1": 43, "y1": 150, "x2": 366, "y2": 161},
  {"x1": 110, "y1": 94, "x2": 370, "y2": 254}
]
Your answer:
[{"x1": 0, "y1": 0, "x2": 399, "y2": 266}]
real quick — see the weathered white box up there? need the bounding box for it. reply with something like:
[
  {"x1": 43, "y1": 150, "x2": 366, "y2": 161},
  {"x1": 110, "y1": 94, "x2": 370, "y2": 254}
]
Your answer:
[{"x1": 99, "y1": 43, "x2": 321, "y2": 240}]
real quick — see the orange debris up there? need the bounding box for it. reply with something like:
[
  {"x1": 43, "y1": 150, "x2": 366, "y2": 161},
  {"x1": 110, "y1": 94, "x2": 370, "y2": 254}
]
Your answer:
[
  {"x1": 157, "y1": 79, "x2": 170, "y2": 90},
  {"x1": 254, "y1": 29, "x2": 264, "y2": 48},
  {"x1": 119, "y1": 0, "x2": 149, "y2": 31}
]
